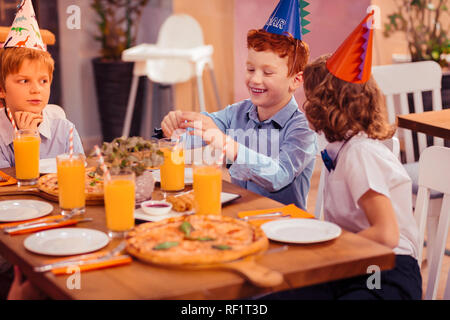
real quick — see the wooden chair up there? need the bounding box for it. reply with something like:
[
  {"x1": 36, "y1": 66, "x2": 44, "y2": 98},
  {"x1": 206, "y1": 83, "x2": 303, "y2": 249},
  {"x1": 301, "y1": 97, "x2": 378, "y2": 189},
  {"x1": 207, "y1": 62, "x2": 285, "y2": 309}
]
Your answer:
[
  {"x1": 314, "y1": 137, "x2": 399, "y2": 220},
  {"x1": 413, "y1": 146, "x2": 450, "y2": 299},
  {"x1": 372, "y1": 61, "x2": 445, "y2": 264}
]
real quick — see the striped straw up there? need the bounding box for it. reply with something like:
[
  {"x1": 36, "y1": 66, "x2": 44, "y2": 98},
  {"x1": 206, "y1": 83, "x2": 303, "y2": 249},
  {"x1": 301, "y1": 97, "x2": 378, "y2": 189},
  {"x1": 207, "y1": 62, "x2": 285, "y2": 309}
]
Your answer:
[
  {"x1": 93, "y1": 145, "x2": 111, "y2": 181},
  {"x1": 69, "y1": 125, "x2": 74, "y2": 159},
  {"x1": 6, "y1": 107, "x2": 17, "y2": 133},
  {"x1": 220, "y1": 136, "x2": 228, "y2": 165}
]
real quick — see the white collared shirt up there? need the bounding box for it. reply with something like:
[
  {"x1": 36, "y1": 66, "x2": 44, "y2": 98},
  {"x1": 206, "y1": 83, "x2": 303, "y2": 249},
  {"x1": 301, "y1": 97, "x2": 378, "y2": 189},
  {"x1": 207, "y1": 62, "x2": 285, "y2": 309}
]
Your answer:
[
  {"x1": 323, "y1": 133, "x2": 419, "y2": 259},
  {"x1": 0, "y1": 106, "x2": 84, "y2": 168}
]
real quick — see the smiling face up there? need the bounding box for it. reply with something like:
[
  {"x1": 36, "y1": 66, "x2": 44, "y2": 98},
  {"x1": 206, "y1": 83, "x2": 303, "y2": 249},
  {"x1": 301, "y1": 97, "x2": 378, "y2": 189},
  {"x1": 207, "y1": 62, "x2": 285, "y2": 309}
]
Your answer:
[
  {"x1": 246, "y1": 48, "x2": 301, "y2": 116},
  {"x1": 0, "y1": 58, "x2": 51, "y2": 115}
]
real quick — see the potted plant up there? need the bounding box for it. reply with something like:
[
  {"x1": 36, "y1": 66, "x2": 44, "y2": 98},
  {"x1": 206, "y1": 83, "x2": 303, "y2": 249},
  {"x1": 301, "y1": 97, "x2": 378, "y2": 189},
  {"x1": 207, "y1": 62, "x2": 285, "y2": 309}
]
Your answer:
[
  {"x1": 91, "y1": 0, "x2": 150, "y2": 142},
  {"x1": 383, "y1": 0, "x2": 450, "y2": 108},
  {"x1": 383, "y1": 0, "x2": 449, "y2": 67},
  {"x1": 92, "y1": 136, "x2": 164, "y2": 202}
]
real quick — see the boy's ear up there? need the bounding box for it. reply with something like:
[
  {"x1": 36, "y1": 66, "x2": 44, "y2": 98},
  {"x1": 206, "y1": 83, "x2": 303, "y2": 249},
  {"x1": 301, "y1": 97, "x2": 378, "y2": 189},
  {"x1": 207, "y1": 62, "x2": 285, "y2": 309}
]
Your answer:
[
  {"x1": 0, "y1": 87, "x2": 5, "y2": 99},
  {"x1": 290, "y1": 71, "x2": 304, "y2": 91}
]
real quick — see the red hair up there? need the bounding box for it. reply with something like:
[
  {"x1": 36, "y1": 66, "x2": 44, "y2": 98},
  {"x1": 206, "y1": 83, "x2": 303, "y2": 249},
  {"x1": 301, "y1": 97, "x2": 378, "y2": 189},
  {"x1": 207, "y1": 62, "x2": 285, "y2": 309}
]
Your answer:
[{"x1": 247, "y1": 29, "x2": 309, "y2": 76}]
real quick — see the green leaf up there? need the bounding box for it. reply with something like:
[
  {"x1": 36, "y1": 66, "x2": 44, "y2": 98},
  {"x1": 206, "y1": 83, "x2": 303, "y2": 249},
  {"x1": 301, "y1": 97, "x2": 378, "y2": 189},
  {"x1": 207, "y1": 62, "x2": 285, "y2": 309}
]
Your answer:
[
  {"x1": 89, "y1": 181, "x2": 96, "y2": 186},
  {"x1": 153, "y1": 242, "x2": 179, "y2": 250},
  {"x1": 185, "y1": 236, "x2": 215, "y2": 241},
  {"x1": 179, "y1": 221, "x2": 194, "y2": 237},
  {"x1": 212, "y1": 244, "x2": 232, "y2": 250}
]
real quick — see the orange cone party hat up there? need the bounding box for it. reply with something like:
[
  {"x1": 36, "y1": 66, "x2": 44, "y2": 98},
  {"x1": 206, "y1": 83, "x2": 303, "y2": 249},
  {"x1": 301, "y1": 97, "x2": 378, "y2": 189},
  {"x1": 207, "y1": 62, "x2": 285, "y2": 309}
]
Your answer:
[
  {"x1": 3, "y1": 0, "x2": 46, "y2": 51},
  {"x1": 326, "y1": 11, "x2": 374, "y2": 84}
]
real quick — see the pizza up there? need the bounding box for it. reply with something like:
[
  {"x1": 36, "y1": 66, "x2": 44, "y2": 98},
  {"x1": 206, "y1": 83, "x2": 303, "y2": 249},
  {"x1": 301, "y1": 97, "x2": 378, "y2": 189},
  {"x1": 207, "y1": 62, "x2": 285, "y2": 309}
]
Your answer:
[
  {"x1": 126, "y1": 215, "x2": 268, "y2": 266},
  {"x1": 37, "y1": 167, "x2": 104, "y2": 200}
]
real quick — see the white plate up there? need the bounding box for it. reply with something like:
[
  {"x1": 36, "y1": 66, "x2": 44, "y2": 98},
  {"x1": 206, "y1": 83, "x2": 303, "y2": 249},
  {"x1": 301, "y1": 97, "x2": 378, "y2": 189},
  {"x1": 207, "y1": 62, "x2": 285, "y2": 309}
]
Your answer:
[
  {"x1": 39, "y1": 158, "x2": 57, "y2": 174},
  {"x1": 24, "y1": 228, "x2": 110, "y2": 256},
  {"x1": 261, "y1": 219, "x2": 342, "y2": 244},
  {"x1": 135, "y1": 192, "x2": 240, "y2": 222},
  {"x1": 0, "y1": 200, "x2": 53, "y2": 222},
  {"x1": 152, "y1": 168, "x2": 193, "y2": 185}
]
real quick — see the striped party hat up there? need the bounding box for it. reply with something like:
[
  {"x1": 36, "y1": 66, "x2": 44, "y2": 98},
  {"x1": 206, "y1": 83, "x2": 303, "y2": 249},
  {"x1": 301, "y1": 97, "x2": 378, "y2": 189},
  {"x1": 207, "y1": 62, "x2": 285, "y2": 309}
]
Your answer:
[
  {"x1": 326, "y1": 11, "x2": 375, "y2": 84},
  {"x1": 263, "y1": 0, "x2": 311, "y2": 40},
  {"x1": 3, "y1": 0, "x2": 46, "y2": 51}
]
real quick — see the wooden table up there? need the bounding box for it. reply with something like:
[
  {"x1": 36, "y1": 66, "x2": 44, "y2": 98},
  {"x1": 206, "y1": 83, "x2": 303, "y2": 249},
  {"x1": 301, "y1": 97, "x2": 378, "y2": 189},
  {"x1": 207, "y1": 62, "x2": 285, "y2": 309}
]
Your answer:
[
  {"x1": 0, "y1": 168, "x2": 395, "y2": 300},
  {"x1": 397, "y1": 109, "x2": 450, "y2": 140}
]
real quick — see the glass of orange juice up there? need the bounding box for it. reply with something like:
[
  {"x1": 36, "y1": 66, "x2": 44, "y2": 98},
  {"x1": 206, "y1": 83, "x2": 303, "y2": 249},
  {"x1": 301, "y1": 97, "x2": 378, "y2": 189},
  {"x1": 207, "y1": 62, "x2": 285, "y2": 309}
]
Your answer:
[
  {"x1": 104, "y1": 169, "x2": 135, "y2": 238},
  {"x1": 193, "y1": 163, "x2": 222, "y2": 215},
  {"x1": 13, "y1": 129, "x2": 40, "y2": 187},
  {"x1": 56, "y1": 153, "x2": 86, "y2": 216},
  {"x1": 158, "y1": 138, "x2": 185, "y2": 192}
]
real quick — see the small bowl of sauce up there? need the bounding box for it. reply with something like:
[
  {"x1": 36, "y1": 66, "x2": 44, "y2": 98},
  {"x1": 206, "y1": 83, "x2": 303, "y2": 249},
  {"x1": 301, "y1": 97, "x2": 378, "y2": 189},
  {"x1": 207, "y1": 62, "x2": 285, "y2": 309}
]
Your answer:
[{"x1": 141, "y1": 200, "x2": 172, "y2": 216}]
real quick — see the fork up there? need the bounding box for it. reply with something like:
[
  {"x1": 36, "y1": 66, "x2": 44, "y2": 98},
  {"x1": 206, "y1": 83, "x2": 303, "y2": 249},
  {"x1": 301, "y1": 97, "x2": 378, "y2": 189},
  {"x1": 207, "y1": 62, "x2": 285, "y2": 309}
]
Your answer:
[{"x1": 34, "y1": 240, "x2": 127, "y2": 272}]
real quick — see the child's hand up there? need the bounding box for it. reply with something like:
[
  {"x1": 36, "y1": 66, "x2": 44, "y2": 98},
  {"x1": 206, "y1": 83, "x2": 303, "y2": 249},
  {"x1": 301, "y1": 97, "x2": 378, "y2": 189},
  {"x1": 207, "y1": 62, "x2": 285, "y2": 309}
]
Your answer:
[
  {"x1": 7, "y1": 266, "x2": 47, "y2": 300},
  {"x1": 161, "y1": 110, "x2": 185, "y2": 139},
  {"x1": 15, "y1": 111, "x2": 43, "y2": 130},
  {"x1": 179, "y1": 112, "x2": 227, "y2": 151}
]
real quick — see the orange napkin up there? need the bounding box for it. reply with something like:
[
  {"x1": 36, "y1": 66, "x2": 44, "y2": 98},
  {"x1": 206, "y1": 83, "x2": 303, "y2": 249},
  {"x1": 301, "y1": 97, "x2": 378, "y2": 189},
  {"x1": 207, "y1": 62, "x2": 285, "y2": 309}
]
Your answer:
[
  {"x1": 51, "y1": 255, "x2": 132, "y2": 275},
  {"x1": 238, "y1": 204, "x2": 314, "y2": 227},
  {"x1": 0, "y1": 170, "x2": 17, "y2": 187},
  {"x1": 0, "y1": 215, "x2": 64, "y2": 230},
  {"x1": 7, "y1": 218, "x2": 80, "y2": 235}
]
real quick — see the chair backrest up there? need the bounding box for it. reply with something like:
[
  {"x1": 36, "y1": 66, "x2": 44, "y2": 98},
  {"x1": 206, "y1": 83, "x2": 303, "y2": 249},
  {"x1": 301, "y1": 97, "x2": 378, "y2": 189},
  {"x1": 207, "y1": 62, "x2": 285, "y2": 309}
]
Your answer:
[
  {"x1": 146, "y1": 14, "x2": 205, "y2": 84},
  {"x1": 372, "y1": 61, "x2": 443, "y2": 163},
  {"x1": 413, "y1": 146, "x2": 450, "y2": 299},
  {"x1": 314, "y1": 137, "x2": 399, "y2": 219}
]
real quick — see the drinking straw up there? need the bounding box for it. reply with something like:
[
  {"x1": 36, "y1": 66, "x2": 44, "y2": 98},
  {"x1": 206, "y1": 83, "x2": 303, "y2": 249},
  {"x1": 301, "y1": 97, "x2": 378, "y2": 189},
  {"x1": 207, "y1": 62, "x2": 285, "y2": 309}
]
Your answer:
[
  {"x1": 69, "y1": 125, "x2": 74, "y2": 159},
  {"x1": 93, "y1": 145, "x2": 111, "y2": 181},
  {"x1": 6, "y1": 107, "x2": 17, "y2": 133},
  {"x1": 220, "y1": 136, "x2": 227, "y2": 165}
]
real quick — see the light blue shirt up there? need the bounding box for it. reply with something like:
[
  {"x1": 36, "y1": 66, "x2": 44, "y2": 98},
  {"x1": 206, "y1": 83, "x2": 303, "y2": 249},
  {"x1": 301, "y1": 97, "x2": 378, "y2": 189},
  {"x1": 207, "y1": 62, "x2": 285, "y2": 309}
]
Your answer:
[
  {"x1": 188, "y1": 97, "x2": 317, "y2": 210},
  {"x1": 0, "y1": 107, "x2": 84, "y2": 168}
]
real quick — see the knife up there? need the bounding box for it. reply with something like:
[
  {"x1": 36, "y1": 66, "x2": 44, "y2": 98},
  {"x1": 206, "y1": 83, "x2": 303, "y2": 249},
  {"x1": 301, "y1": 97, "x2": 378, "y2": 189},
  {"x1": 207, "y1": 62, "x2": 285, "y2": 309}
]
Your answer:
[
  {"x1": 2, "y1": 215, "x2": 67, "y2": 232},
  {"x1": 34, "y1": 240, "x2": 127, "y2": 273},
  {"x1": 240, "y1": 212, "x2": 290, "y2": 221},
  {"x1": 4, "y1": 218, "x2": 93, "y2": 235}
]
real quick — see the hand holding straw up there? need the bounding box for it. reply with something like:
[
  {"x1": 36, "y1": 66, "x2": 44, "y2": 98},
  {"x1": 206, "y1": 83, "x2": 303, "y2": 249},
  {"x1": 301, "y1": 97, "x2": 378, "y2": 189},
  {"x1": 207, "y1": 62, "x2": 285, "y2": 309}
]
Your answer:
[{"x1": 93, "y1": 145, "x2": 111, "y2": 181}]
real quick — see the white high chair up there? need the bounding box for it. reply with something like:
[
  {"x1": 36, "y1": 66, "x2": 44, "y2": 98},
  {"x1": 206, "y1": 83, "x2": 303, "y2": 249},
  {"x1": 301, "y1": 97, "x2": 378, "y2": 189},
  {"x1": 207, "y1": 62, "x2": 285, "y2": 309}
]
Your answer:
[{"x1": 121, "y1": 14, "x2": 221, "y2": 138}]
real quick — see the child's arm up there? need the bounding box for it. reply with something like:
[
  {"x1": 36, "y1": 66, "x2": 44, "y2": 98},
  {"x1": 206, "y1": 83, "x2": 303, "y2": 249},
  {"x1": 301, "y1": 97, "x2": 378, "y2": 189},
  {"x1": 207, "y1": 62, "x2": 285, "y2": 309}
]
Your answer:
[
  {"x1": 227, "y1": 126, "x2": 316, "y2": 192},
  {"x1": 181, "y1": 111, "x2": 317, "y2": 192},
  {"x1": 357, "y1": 189, "x2": 400, "y2": 249}
]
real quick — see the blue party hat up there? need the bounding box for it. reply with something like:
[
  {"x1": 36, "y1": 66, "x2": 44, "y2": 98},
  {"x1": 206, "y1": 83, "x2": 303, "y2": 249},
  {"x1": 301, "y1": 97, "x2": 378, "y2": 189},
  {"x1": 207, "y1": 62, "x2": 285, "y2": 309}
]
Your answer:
[{"x1": 263, "y1": 0, "x2": 310, "y2": 40}]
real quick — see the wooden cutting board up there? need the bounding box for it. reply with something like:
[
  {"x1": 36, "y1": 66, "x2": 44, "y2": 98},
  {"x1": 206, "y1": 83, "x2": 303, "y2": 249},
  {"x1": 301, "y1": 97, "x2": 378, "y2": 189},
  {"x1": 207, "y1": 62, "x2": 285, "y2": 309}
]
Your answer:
[
  {"x1": 0, "y1": 184, "x2": 104, "y2": 206},
  {"x1": 184, "y1": 255, "x2": 284, "y2": 288},
  {"x1": 137, "y1": 253, "x2": 284, "y2": 288}
]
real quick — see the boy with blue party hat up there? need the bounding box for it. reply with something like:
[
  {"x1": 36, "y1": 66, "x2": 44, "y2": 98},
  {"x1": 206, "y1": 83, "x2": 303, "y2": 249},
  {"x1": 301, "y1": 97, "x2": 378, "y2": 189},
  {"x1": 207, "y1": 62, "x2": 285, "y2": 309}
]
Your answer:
[{"x1": 161, "y1": 0, "x2": 317, "y2": 210}]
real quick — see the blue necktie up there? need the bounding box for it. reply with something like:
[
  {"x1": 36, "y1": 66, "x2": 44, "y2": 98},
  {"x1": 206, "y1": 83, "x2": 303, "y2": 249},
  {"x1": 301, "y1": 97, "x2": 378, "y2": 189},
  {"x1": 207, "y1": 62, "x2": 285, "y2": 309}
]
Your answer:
[{"x1": 321, "y1": 149, "x2": 335, "y2": 172}]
